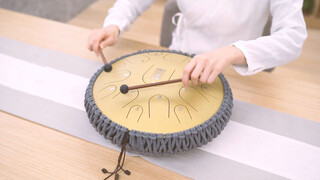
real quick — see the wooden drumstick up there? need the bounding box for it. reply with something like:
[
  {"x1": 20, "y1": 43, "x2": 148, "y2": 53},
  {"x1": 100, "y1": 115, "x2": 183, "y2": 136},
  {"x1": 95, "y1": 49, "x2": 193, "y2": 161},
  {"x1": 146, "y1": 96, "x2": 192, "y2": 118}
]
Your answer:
[
  {"x1": 99, "y1": 49, "x2": 112, "y2": 72},
  {"x1": 120, "y1": 78, "x2": 184, "y2": 94}
]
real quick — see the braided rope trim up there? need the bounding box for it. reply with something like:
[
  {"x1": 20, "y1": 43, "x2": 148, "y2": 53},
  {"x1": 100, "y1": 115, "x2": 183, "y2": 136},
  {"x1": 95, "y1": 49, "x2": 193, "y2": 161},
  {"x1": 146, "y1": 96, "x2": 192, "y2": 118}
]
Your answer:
[{"x1": 84, "y1": 49, "x2": 233, "y2": 155}]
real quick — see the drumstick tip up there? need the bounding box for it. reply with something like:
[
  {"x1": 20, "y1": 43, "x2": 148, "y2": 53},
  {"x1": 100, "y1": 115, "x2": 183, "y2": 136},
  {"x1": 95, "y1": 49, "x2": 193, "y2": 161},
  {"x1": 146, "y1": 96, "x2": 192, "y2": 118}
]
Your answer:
[
  {"x1": 99, "y1": 49, "x2": 112, "y2": 72},
  {"x1": 120, "y1": 84, "x2": 129, "y2": 94},
  {"x1": 103, "y1": 64, "x2": 112, "y2": 72}
]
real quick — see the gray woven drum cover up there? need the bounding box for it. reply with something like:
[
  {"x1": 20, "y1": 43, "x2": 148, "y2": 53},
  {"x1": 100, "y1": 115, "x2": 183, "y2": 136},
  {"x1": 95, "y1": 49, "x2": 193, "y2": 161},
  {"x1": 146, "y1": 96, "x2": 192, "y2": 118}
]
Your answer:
[{"x1": 84, "y1": 49, "x2": 233, "y2": 155}]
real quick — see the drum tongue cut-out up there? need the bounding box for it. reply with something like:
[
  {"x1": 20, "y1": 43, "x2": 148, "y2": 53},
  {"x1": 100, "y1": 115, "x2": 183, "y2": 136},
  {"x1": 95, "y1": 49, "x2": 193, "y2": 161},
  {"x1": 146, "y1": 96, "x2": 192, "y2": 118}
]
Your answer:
[{"x1": 85, "y1": 50, "x2": 233, "y2": 179}]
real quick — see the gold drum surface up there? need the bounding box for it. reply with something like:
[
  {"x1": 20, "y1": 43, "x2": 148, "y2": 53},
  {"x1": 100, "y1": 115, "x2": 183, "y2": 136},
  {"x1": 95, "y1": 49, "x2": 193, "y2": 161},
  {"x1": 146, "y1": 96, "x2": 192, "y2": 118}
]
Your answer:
[{"x1": 92, "y1": 51, "x2": 224, "y2": 134}]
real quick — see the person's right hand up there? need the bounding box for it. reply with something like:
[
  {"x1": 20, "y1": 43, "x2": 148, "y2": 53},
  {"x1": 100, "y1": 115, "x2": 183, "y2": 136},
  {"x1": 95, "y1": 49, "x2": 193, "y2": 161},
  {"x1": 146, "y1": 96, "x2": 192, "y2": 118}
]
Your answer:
[{"x1": 87, "y1": 25, "x2": 120, "y2": 56}]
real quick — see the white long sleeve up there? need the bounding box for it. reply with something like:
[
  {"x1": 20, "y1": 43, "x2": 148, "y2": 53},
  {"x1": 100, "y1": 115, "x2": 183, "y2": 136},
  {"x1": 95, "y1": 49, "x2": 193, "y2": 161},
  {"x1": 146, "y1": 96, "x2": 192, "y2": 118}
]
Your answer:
[
  {"x1": 103, "y1": 0, "x2": 155, "y2": 33},
  {"x1": 232, "y1": 0, "x2": 307, "y2": 75},
  {"x1": 103, "y1": 0, "x2": 307, "y2": 76}
]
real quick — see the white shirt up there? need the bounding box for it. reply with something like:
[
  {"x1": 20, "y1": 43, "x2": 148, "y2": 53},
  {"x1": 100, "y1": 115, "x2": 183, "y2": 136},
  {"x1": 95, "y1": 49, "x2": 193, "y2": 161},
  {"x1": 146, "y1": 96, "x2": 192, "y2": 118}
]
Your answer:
[{"x1": 103, "y1": 0, "x2": 307, "y2": 75}]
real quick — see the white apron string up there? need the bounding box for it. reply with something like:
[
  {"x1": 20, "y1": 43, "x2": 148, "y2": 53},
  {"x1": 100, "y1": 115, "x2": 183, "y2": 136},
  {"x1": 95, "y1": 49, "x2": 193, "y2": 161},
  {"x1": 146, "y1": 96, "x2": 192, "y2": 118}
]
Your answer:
[{"x1": 172, "y1": 12, "x2": 184, "y2": 37}]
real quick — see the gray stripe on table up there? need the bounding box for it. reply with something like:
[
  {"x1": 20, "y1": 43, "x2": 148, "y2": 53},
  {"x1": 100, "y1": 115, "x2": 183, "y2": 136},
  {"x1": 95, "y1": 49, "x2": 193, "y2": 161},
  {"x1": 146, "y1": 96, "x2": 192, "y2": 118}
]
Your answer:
[
  {"x1": 143, "y1": 148, "x2": 288, "y2": 180},
  {"x1": 1, "y1": 36, "x2": 319, "y2": 148},
  {"x1": 0, "y1": 85, "x2": 288, "y2": 180},
  {"x1": 0, "y1": 36, "x2": 101, "y2": 79},
  {"x1": 231, "y1": 100, "x2": 320, "y2": 147}
]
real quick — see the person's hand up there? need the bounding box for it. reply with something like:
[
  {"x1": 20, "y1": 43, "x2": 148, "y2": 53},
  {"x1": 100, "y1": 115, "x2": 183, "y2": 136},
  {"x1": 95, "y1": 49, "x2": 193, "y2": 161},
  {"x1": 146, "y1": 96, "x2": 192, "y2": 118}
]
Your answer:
[
  {"x1": 182, "y1": 46, "x2": 246, "y2": 88},
  {"x1": 87, "y1": 25, "x2": 120, "y2": 56}
]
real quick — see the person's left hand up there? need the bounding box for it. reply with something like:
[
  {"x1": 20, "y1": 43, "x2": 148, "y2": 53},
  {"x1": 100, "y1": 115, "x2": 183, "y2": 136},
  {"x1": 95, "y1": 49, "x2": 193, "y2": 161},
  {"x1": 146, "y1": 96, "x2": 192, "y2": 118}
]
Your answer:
[{"x1": 182, "y1": 46, "x2": 246, "y2": 88}]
